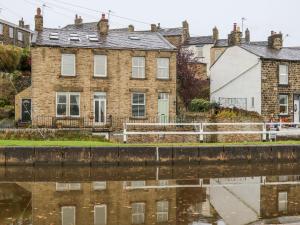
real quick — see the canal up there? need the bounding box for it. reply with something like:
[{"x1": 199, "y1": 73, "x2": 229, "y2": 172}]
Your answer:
[{"x1": 0, "y1": 163, "x2": 300, "y2": 225}]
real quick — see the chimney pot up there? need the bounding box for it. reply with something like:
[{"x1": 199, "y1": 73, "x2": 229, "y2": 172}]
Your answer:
[
  {"x1": 233, "y1": 23, "x2": 237, "y2": 31},
  {"x1": 228, "y1": 22, "x2": 242, "y2": 46},
  {"x1": 98, "y1": 13, "x2": 109, "y2": 35},
  {"x1": 19, "y1": 18, "x2": 25, "y2": 28},
  {"x1": 151, "y1": 24, "x2": 157, "y2": 32},
  {"x1": 75, "y1": 14, "x2": 83, "y2": 26},
  {"x1": 128, "y1": 24, "x2": 134, "y2": 32}
]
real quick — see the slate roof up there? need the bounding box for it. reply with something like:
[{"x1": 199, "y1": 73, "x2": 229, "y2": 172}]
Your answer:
[
  {"x1": 32, "y1": 27, "x2": 176, "y2": 51},
  {"x1": 0, "y1": 18, "x2": 32, "y2": 33},
  {"x1": 157, "y1": 27, "x2": 183, "y2": 36},
  {"x1": 241, "y1": 44, "x2": 300, "y2": 61}
]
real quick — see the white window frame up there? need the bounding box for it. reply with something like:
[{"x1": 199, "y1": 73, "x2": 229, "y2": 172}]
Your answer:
[
  {"x1": 93, "y1": 182, "x2": 107, "y2": 190},
  {"x1": 131, "y1": 202, "x2": 145, "y2": 224},
  {"x1": 56, "y1": 92, "x2": 80, "y2": 118},
  {"x1": 56, "y1": 183, "x2": 81, "y2": 191},
  {"x1": 279, "y1": 94, "x2": 288, "y2": 115},
  {"x1": 61, "y1": 206, "x2": 76, "y2": 225},
  {"x1": 17, "y1": 31, "x2": 23, "y2": 41},
  {"x1": 61, "y1": 53, "x2": 76, "y2": 76},
  {"x1": 157, "y1": 58, "x2": 170, "y2": 79},
  {"x1": 158, "y1": 180, "x2": 169, "y2": 186},
  {"x1": 94, "y1": 204, "x2": 107, "y2": 225},
  {"x1": 278, "y1": 192, "x2": 288, "y2": 212},
  {"x1": 279, "y1": 64, "x2": 289, "y2": 85},
  {"x1": 196, "y1": 46, "x2": 203, "y2": 58},
  {"x1": 132, "y1": 57, "x2": 145, "y2": 79},
  {"x1": 131, "y1": 93, "x2": 146, "y2": 118},
  {"x1": 156, "y1": 200, "x2": 169, "y2": 222},
  {"x1": 9, "y1": 27, "x2": 14, "y2": 38},
  {"x1": 0, "y1": 24, "x2": 3, "y2": 35},
  {"x1": 94, "y1": 55, "x2": 107, "y2": 77}
]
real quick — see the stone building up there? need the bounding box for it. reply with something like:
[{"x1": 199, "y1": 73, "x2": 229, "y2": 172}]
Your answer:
[
  {"x1": 210, "y1": 25, "x2": 300, "y2": 122},
  {"x1": 0, "y1": 18, "x2": 32, "y2": 48},
  {"x1": 15, "y1": 9, "x2": 177, "y2": 127}
]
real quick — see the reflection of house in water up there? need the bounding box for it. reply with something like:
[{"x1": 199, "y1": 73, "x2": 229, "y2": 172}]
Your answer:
[{"x1": 0, "y1": 183, "x2": 31, "y2": 225}]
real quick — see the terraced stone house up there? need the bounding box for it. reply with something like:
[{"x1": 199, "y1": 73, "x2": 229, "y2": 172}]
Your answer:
[
  {"x1": 0, "y1": 18, "x2": 32, "y2": 48},
  {"x1": 210, "y1": 25, "x2": 300, "y2": 122},
  {"x1": 15, "y1": 8, "x2": 177, "y2": 127}
]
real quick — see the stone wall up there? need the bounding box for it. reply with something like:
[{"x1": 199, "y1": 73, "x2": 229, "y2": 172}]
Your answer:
[
  {"x1": 30, "y1": 47, "x2": 177, "y2": 126},
  {"x1": 261, "y1": 59, "x2": 300, "y2": 121},
  {"x1": 164, "y1": 36, "x2": 182, "y2": 48},
  {"x1": 210, "y1": 47, "x2": 226, "y2": 65}
]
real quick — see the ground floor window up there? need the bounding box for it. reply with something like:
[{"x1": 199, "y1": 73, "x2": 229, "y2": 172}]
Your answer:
[
  {"x1": 132, "y1": 93, "x2": 145, "y2": 118},
  {"x1": 279, "y1": 94, "x2": 288, "y2": 115},
  {"x1": 131, "y1": 202, "x2": 145, "y2": 224},
  {"x1": 56, "y1": 92, "x2": 80, "y2": 117},
  {"x1": 156, "y1": 200, "x2": 169, "y2": 222},
  {"x1": 61, "y1": 206, "x2": 76, "y2": 225},
  {"x1": 219, "y1": 97, "x2": 247, "y2": 110},
  {"x1": 94, "y1": 205, "x2": 107, "y2": 225},
  {"x1": 278, "y1": 192, "x2": 288, "y2": 212}
]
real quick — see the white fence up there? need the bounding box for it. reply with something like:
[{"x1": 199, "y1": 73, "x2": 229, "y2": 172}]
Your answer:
[{"x1": 122, "y1": 122, "x2": 300, "y2": 143}]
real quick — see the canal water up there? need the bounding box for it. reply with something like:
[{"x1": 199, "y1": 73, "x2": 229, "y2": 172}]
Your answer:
[{"x1": 0, "y1": 163, "x2": 300, "y2": 225}]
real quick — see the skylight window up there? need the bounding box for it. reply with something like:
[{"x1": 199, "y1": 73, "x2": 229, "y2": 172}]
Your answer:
[
  {"x1": 129, "y1": 36, "x2": 141, "y2": 40},
  {"x1": 87, "y1": 34, "x2": 99, "y2": 42},
  {"x1": 70, "y1": 33, "x2": 78, "y2": 37},
  {"x1": 49, "y1": 32, "x2": 59, "y2": 40}
]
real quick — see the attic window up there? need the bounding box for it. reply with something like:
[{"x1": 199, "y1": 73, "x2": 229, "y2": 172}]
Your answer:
[
  {"x1": 87, "y1": 34, "x2": 99, "y2": 42},
  {"x1": 49, "y1": 32, "x2": 59, "y2": 40},
  {"x1": 129, "y1": 36, "x2": 141, "y2": 40},
  {"x1": 69, "y1": 33, "x2": 80, "y2": 41}
]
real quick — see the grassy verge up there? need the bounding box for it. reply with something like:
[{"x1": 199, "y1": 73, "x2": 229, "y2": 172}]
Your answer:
[{"x1": 1, "y1": 139, "x2": 300, "y2": 147}]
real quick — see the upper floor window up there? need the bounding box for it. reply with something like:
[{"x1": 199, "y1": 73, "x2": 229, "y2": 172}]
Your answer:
[
  {"x1": 132, "y1": 202, "x2": 145, "y2": 224},
  {"x1": 62, "y1": 206, "x2": 76, "y2": 225},
  {"x1": 157, "y1": 58, "x2": 169, "y2": 79},
  {"x1": 94, "y1": 205, "x2": 107, "y2": 225},
  {"x1": 279, "y1": 94, "x2": 288, "y2": 115},
  {"x1": 132, "y1": 93, "x2": 145, "y2": 118},
  {"x1": 61, "y1": 54, "x2": 76, "y2": 76},
  {"x1": 93, "y1": 182, "x2": 107, "y2": 190},
  {"x1": 279, "y1": 64, "x2": 289, "y2": 85},
  {"x1": 0, "y1": 24, "x2": 3, "y2": 35},
  {"x1": 94, "y1": 55, "x2": 107, "y2": 77},
  {"x1": 56, "y1": 183, "x2": 81, "y2": 191},
  {"x1": 9, "y1": 27, "x2": 14, "y2": 38},
  {"x1": 132, "y1": 57, "x2": 145, "y2": 79},
  {"x1": 56, "y1": 92, "x2": 80, "y2": 117},
  {"x1": 17, "y1": 31, "x2": 23, "y2": 41},
  {"x1": 196, "y1": 46, "x2": 203, "y2": 58}
]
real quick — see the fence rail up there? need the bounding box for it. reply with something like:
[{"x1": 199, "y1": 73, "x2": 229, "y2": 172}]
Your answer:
[{"x1": 122, "y1": 122, "x2": 300, "y2": 143}]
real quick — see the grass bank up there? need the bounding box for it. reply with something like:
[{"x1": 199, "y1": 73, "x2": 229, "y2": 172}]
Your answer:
[{"x1": 1, "y1": 139, "x2": 300, "y2": 147}]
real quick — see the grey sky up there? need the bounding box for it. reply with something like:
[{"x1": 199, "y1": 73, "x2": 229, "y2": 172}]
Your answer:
[{"x1": 0, "y1": 0, "x2": 299, "y2": 46}]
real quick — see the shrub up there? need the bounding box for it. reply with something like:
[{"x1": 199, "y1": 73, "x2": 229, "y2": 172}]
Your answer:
[
  {"x1": 18, "y1": 47, "x2": 31, "y2": 71},
  {"x1": 190, "y1": 98, "x2": 211, "y2": 112},
  {"x1": 0, "y1": 45, "x2": 22, "y2": 72},
  {"x1": 0, "y1": 98, "x2": 9, "y2": 107}
]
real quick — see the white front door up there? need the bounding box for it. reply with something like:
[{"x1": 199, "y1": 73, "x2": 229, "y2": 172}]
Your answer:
[
  {"x1": 158, "y1": 93, "x2": 169, "y2": 123},
  {"x1": 94, "y1": 93, "x2": 106, "y2": 124},
  {"x1": 294, "y1": 97, "x2": 300, "y2": 123}
]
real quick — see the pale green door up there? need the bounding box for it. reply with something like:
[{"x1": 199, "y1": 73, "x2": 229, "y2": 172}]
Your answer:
[{"x1": 158, "y1": 93, "x2": 169, "y2": 123}]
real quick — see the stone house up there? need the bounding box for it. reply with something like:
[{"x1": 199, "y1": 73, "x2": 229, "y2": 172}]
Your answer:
[
  {"x1": 15, "y1": 9, "x2": 177, "y2": 127},
  {"x1": 0, "y1": 18, "x2": 32, "y2": 48},
  {"x1": 210, "y1": 24, "x2": 300, "y2": 122}
]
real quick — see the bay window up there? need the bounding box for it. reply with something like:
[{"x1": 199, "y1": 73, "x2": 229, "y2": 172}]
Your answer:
[
  {"x1": 56, "y1": 92, "x2": 80, "y2": 117},
  {"x1": 132, "y1": 93, "x2": 145, "y2": 118},
  {"x1": 157, "y1": 58, "x2": 170, "y2": 79},
  {"x1": 61, "y1": 54, "x2": 76, "y2": 76},
  {"x1": 132, "y1": 57, "x2": 145, "y2": 78},
  {"x1": 279, "y1": 94, "x2": 288, "y2": 115},
  {"x1": 279, "y1": 64, "x2": 289, "y2": 85}
]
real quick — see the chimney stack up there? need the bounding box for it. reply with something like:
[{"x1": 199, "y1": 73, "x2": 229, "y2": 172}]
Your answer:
[
  {"x1": 228, "y1": 23, "x2": 242, "y2": 46},
  {"x1": 98, "y1": 14, "x2": 109, "y2": 36},
  {"x1": 213, "y1": 26, "x2": 219, "y2": 41},
  {"x1": 151, "y1": 24, "x2": 157, "y2": 32},
  {"x1": 182, "y1": 20, "x2": 190, "y2": 44},
  {"x1": 35, "y1": 8, "x2": 43, "y2": 32},
  {"x1": 245, "y1": 28, "x2": 250, "y2": 43},
  {"x1": 75, "y1": 14, "x2": 83, "y2": 26},
  {"x1": 19, "y1": 18, "x2": 25, "y2": 28},
  {"x1": 128, "y1": 24, "x2": 134, "y2": 32},
  {"x1": 268, "y1": 31, "x2": 283, "y2": 50}
]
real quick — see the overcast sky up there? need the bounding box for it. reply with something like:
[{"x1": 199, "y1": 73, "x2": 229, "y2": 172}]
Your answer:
[{"x1": 0, "y1": 0, "x2": 299, "y2": 46}]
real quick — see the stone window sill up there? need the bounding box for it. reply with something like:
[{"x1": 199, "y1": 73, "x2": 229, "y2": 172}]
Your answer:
[
  {"x1": 129, "y1": 117, "x2": 148, "y2": 120},
  {"x1": 93, "y1": 76, "x2": 108, "y2": 79},
  {"x1": 156, "y1": 78, "x2": 171, "y2": 81},
  {"x1": 59, "y1": 75, "x2": 77, "y2": 78},
  {"x1": 130, "y1": 77, "x2": 147, "y2": 80},
  {"x1": 278, "y1": 84, "x2": 289, "y2": 87}
]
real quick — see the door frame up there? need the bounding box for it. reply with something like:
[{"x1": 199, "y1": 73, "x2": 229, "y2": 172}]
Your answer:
[
  {"x1": 93, "y1": 93, "x2": 107, "y2": 125},
  {"x1": 158, "y1": 93, "x2": 170, "y2": 123},
  {"x1": 293, "y1": 94, "x2": 300, "y2": 123},
  {"x1": 21, "y1": 98, "x2": 32, "y2": 122}
]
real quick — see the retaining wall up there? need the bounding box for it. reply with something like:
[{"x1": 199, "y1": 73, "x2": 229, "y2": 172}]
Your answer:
[{"x1": 0, "y1": 145, "x2": 300, "y2": 166}]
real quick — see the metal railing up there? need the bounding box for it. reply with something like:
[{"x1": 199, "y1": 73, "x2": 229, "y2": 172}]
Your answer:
[{"x1": 122, "y1": 122, "x2": 300, "y2": 143}]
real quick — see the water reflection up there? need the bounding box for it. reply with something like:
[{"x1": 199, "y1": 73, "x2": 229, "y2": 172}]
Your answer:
[{"x1": 1, "y1": 166, "x2": 300, "y2": 224}]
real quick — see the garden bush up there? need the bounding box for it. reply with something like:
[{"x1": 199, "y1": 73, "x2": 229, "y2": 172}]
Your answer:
[
  {"x1": 0, "y1": 45, "x2": 22, "y2": 72},
  {"x1": 189, "y1": 98, "x2": 212, "y2": 112}
]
